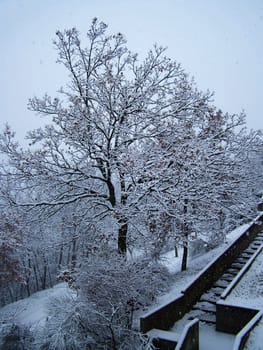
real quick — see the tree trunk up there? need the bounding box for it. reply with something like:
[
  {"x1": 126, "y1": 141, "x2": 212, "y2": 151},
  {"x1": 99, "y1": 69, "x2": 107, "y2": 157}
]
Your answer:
[
  {"x1": 58, "y1": 244, "x2": 63, "y2": 270},
  {"x1": 117, "y1": 175, "x2": 128, "y2": 254},
  {"x1": 181, "y1": 199, "x2": 189, "y2": 271},
  {"x1": 181, "y1": 242, "x2": 188, "y2": 271},
  {"x1": 25, "y1": 257, "x2": 31, "y2": 296},
  {"x1": 41, "y1": 254, "x2": 47, "y2": 290},
  {"x1": 118, "y1": 216, "x2": 128, "y2": 254},
  {"x1": 174, "y1": 245, "x2": 178, "y2": 257},
  {"x1": 33, "y1": 264, "x2": 39, "y2": 291},
  {"x1": 71, "y1": 229, "x2": 78, "y2": 269}
]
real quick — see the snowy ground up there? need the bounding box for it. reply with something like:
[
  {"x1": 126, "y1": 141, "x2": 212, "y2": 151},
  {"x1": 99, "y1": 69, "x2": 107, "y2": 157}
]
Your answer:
[
  {"x1": 1, "y1": 222, "x2": 262, "y2": 349},
  {"x1": 0, "y1": 283, "x2": 74, "y2": 331},
  {"x1": 200, "y1": 323, "x2": 235, "y2": 350},
  {"x1": 245, "y1": 317, "x2": 263, "y2": 350}
]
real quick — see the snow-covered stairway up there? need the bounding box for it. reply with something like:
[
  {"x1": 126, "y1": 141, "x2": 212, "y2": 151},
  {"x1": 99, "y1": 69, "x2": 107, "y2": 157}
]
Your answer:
[
  {"x1": 141, "y1": 219, "x2": 263, "y2": 349},
  {"x1": 185, "y1": 231, "x2": 263, "y2": 325}
]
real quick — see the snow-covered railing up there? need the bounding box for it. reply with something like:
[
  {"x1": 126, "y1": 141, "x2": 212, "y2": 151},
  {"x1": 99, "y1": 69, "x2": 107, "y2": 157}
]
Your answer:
[
  {"x1": 146, "y1": 328, "x2": 180, "y2": 349},
  {"x1": 146, "y1": 318, "x2": 199, "y2": 350},
  {"x1": 233, "y1": 310, "x2": 263, "y2": 350},
  {"x1": 220, "y1": 243, "x2": 263, "y2": 300},
  {"x1": 175, "y1": 318, "x2": 199, "y2": 350}
]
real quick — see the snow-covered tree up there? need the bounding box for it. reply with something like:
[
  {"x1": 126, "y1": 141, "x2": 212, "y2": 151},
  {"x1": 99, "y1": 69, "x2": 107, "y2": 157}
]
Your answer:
[
  {"x1": 0, "y1": 210, "x2": 23, "y2": 305},
  {"x1": 0, "y1": 18, "x2": 210, "y2": 255},
  {"x1": 134, "y1": 107, "x2": 262, "y2": 270}
]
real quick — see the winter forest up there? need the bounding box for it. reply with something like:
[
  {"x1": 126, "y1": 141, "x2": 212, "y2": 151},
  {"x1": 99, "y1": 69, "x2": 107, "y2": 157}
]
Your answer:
[{"x1": 0, "y1": 19, "x2": 263, "y2": 349}]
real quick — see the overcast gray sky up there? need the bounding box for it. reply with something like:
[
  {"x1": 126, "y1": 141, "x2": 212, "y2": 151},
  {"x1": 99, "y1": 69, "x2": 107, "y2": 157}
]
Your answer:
[{"x1": 1, "y1": 0, "x2": 262, "y2": 143}]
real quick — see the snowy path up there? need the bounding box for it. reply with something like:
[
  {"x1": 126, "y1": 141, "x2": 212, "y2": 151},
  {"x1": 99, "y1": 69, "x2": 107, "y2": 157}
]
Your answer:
[{"x1": 199, "y1": 323, "x2": 235, "y2": 350}]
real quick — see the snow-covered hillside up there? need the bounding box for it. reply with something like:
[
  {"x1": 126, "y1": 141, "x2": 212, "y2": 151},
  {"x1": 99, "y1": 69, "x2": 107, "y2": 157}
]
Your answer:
[
  {"x1": 2, "y1": 224, "x2": 263, "y2": 349},
  {"x1": 0, "y1": 283, "x2": 73, "y2": 331}
]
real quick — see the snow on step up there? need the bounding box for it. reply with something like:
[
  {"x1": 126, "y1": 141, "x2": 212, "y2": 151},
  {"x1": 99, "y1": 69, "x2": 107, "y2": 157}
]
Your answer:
[
  {"x1": 193, "y1": 301, "x2": 216, "y2": 313},
  {"x1": 214, "y1": 279, "x2": 230, "y2": 288},
  {"x1": 252, "y1": 241, "x2": 262, "y2": 246},
  {"x1": 219, "y1": 273, "x2": 235, "y2": 282},
  {"x1": 240, "y1": 253, "x2": 254, "y2": 260},
  {"x1": 147, "y1": 328, "x2": 179, "y2": 342},
  {"x1": 209, "y1": 286, "x2": 225, "y2": 296},
  {"x1": 242, "y1": 249, "x2": 255, "y2": 254},
  {"x1": 189, "y1": 310, "x2": 216, "y2": 324},
  {"x1": 231, "y1": 262, "x2": 245, "y2": 269},
  {"x1": 227, "y1": 268, "x2": 239, "y2": 274},
  {"x1": 235, "y1": 257, "x2": 250, "y2": 263},
  {"x1": 147, "y1": 328, "x2": 179, "y2": 349},
  {"x1": 200, "y1": 292, "x2": 218, "y2": 303},
  {"x1": 198, "y1": 312, "x2": 216, "y2": 324}
]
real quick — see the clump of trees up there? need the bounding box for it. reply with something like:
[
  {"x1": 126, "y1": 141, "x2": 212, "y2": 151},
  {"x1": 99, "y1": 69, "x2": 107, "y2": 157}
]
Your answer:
[{"x1": 0, "y1": 18, "x2": 263, "y2": 348}]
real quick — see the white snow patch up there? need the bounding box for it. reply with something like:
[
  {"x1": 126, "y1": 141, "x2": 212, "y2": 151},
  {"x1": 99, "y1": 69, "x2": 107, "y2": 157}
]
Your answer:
[
  {"x1": 200, "y1": 323, "x2": 235, "y2": 350},
  {"x1": 0, "y1": 283, "x2": 74, "y2": 331},
  {"x1": 245, "y1": 317, "x2": 263, "y2": 350}
]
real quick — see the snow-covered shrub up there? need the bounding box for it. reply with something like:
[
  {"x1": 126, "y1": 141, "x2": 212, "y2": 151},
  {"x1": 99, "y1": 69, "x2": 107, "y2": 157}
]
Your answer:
[
  {"x1": 39, "y1": 294, "x2": 154, "y2": 350},
  {"x1": 40, "y1": 254, "x2": 171, "y2": 349},
  {"x1": 37, "y1": 295, "x2": 96, "y2": 350},
  {"x1": 0, "y1": 322, "x2": 33, "y2": 350},
  {"x1": 75, "y1": 254, "x2": 172, "y2": 348},
  {"x1": 189, "y1": 238, "x2": 210, "y2": 257}
]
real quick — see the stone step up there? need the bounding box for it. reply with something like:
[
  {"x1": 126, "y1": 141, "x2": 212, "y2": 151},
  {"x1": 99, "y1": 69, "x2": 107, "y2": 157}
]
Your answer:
[
  {"x1": 226, "y1": 268, "x2": 239, "y2": 275},
  {"x1": 209, "y1": 286, "x2": 225, "y2": 296},
  {"x1": 231, "y1": 262, "x2": 245, "y2": 269},
  {"x1": 246, "y1": 246, "x2": 258, "y2": 251},
  {"x1": 200, "y1": 292, "x2": 218, "y2": 304},
  {"x1": 241, "y1": 253, "x2": 254, "y2": 259},
  {"x1": 214, "y1": 279, "x2": 229, "y2": 288},
  {"x1": 189, "y1": 311, "x2": 216, "y2": 324},
  {"x1": 220, "y1": 273, "x2": 235, "y2": 282},
  {"x1": 235, "y1": 257, "x2": 250, "y2": 263},
  {"x1": 242, "y1": 249, "x2": 254, "y2": 254},
  {"x1": 198, "y1": 312, "x2": 216, "y2": 324},
  {"x1": 193, "y1": 301, "x2": 216, "y2": 313},
  {"x1": 147, "y1": 329, "x2": 179, "y2": 350}
]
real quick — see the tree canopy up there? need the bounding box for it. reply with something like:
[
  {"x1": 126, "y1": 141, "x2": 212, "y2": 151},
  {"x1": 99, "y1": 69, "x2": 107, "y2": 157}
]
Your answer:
[{"x1": 0, "y1": 18, "x2": 262, "y2": 268}]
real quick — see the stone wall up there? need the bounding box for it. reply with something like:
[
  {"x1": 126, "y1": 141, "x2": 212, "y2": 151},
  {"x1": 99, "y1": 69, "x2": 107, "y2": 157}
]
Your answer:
[{"x1": 216, "y1": 302, "x2": 259, "y2": 334}]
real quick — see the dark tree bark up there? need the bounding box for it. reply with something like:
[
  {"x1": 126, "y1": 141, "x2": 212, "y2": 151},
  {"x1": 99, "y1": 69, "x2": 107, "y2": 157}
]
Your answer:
[
  {"x1": 181, "y1": 241, "x2": 188, "y2": 271},
  {"x1": 181, "y1": 199, "x2": 189, "y2": 271},
  {"x1": 118, "y1": 216, "x2": 128, "y2": 254}
]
